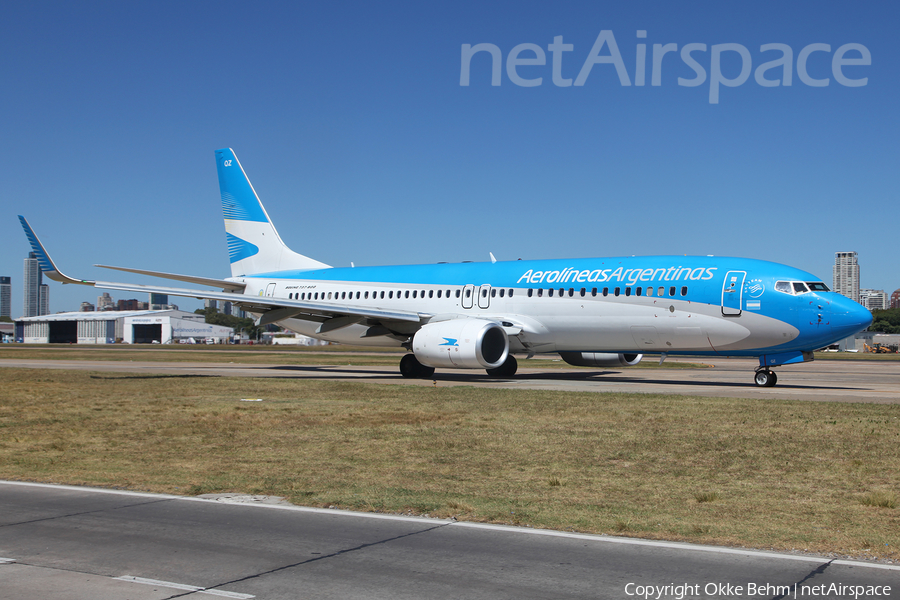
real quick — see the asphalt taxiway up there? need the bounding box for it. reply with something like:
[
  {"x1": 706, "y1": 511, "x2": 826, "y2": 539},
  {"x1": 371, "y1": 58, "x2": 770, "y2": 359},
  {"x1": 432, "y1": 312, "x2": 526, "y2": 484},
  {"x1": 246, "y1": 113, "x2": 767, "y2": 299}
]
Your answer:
[
  {"x1": 1, "y1": 355, "x2": 897, "y2": 403},
  {"x1": 1, "y1": 482, "x2": 897, "y2": 600}
]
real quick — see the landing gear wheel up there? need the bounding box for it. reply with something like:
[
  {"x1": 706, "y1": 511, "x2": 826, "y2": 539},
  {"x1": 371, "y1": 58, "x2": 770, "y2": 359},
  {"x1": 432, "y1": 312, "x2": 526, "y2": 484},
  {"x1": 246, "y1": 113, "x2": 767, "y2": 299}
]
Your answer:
[
  {"x1": 486, "y1": 355, "x2": 518, "y2": 377},
  {"x1": 399, "y1": 353, "x2": 435, "y2": 378},
  {"x1": 754, "y1": 369, "x2": 777, "y2": 388}
]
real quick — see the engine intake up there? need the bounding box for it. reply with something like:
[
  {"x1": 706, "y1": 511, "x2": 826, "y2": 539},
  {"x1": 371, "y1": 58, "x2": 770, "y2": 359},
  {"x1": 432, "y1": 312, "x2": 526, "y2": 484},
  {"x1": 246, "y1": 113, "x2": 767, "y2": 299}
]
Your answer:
[
  {"x1": 413, "y1": 319, "x2": 509, "y2": 369},
  {"x1": 558, "y1": 352, "x2": 643, "y2": 368}
]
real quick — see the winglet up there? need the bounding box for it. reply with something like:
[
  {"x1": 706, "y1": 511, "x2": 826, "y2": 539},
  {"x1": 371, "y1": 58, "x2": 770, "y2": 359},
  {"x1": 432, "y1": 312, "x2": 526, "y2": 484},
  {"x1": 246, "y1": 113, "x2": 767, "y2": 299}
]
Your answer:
[{"x1": 18, "y1": 216, "x2": 94, "y2": 285}]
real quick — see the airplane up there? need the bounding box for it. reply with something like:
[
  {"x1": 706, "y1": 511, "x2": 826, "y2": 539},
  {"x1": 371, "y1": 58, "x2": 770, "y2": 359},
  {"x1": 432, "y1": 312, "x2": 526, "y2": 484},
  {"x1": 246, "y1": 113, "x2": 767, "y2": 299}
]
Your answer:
[{"x1": 19, "y1": 148, "x2": 873, "y2": 387}]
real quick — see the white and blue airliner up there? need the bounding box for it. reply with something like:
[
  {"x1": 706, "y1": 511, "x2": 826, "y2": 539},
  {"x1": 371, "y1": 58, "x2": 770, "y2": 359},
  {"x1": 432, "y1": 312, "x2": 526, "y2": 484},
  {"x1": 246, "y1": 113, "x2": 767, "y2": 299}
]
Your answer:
[{"x1": 19, "y1": 148, "x2": 872, "y2": 387}]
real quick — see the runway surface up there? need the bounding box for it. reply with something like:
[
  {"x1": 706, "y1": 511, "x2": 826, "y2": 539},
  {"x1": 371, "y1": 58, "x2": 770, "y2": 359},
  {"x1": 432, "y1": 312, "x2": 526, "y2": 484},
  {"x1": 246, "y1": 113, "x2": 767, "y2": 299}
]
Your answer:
[
  {"x1": 1, "y1": 482, "x2": 897, "y2": 600},
  {"x1": 1, "y1": 354, "x2": 898, "y2": 403}
]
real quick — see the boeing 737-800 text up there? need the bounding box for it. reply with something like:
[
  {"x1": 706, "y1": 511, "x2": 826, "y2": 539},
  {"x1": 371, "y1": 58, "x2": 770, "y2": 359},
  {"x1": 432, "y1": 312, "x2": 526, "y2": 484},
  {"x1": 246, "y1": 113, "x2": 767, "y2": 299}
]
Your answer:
[{"x1": 19, "y1": 148, "x2": 873, "y2": 387}]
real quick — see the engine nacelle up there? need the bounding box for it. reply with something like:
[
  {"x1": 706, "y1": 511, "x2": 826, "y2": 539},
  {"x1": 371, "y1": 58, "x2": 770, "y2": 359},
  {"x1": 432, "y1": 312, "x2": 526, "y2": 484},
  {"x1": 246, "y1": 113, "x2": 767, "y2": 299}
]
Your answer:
[
  {"x1": 558, "y1": 351, "x2": 643, "y2": 368},
  {"x1": 413, "y1": 319, "x2": 509, "y2": 369}
]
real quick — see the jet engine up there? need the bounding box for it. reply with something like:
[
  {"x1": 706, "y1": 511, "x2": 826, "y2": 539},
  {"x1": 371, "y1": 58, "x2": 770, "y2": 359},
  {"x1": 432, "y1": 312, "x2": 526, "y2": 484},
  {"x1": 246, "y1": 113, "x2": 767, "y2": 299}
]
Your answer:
[
  {"x1": 413, "y1": 319, "x2": 509, "y2": 369},
  {"x1": 558, "y1": 351, "x2": 643, "y2": 368}
]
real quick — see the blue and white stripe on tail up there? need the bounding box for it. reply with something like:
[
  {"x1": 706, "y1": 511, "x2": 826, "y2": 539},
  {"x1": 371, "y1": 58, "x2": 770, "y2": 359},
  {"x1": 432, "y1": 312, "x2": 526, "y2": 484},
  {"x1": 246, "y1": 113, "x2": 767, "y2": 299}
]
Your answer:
[{"x1": 216, "y1": 148, "x2": 330, "y2": 277}]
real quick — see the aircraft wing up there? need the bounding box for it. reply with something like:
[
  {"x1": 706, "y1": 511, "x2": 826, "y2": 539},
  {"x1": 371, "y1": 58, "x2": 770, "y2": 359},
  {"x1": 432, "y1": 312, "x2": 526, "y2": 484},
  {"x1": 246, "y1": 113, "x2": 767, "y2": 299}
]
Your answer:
[
  {"x1": 95, "y1": 264, "x2": 246, "y2": 293},
  {"x1": 20, "y1": 215, "x2": 424, "y2": 328},
  {"x1": 93, "y1": 280, "x2": 425, "y2": 326}
]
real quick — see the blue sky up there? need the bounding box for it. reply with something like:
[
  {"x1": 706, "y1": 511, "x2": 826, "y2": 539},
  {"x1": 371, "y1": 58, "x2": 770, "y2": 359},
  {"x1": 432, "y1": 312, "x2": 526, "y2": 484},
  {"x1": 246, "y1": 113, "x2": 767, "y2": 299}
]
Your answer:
[{"x1": 2, "y1": 1, "x2": 897, "y2": 316}]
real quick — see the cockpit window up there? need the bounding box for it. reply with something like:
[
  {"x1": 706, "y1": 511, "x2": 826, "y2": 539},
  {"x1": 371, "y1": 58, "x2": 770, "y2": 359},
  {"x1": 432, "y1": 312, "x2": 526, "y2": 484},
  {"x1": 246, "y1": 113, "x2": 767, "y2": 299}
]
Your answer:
[
  {"x1": 776, "y1": 281, "x2": 828, "y2": 295},
  {"x1": 775, "y1": 281, "x2": 793, "y2": 294}
]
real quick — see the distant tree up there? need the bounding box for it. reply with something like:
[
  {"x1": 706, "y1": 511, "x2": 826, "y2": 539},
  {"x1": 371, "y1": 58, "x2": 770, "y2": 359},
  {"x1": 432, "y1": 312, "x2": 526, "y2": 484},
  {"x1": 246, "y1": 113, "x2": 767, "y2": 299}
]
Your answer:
[
  {"x1": 869, "y1": 308, "x2": 900, "y2": 332},
  {"x1": 194, "y1": 307, "x2": 261, "y2": 339},
  {"x1": 0, "y1": 316, "x2": 12, "y2": 323}
]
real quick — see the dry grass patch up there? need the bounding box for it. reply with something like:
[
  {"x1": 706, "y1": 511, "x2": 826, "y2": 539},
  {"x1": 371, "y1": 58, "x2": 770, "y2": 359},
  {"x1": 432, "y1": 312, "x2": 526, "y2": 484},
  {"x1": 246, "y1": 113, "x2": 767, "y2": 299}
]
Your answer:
[{"x1": 0, "y1": 367, "x2": 898, "y2": 561}]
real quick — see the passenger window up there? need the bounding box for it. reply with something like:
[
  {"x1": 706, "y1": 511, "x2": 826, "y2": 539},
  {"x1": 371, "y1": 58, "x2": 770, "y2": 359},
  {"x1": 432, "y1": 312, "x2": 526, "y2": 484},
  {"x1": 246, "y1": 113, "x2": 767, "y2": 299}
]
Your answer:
[
  {"x1": 464, "y1": 290, "x2": 470, "y2": 298},
  {"x1": 389, "y1": 291, "x2": 393, "y2": 299},
  {"x1": 646, "y1": 287, "x2": 654, "y2": 297},
  {"x1": 499, "y1": 289, "x2": 505, "y2": 298},
  {"x1": 603, "y1": 288, "x2": 609, "y2": 297},
  {"x1": 625, "y1": 287, "x2": 631, "y2": 297},
  {"x1": 491, "y1": 289, "x2": 496, "y2": 298},
  {"x1": 356, "y1": 292, "x2": 360, "y2": 299},
  {"x1": 568, "y1": 288, "x2": 574, "y2": 297},
  {"x1": 537, "y1": 288, "x2": 543, "y2": 297},
  {"x1": 559, "y1": 288, "x2": 565, "y2": 297},
  {"x1": 669, "y1": 287, "x2": 676, "y2": 297},
  {"x1": 457, "y1": 290, "x2": 462, "y2": 298},
  {"x1": 437, "y1": 290, "x2": 442, "y2": 298},
  {"x1": 681, "y1": 286, "x2": 688, "y2": 296},
  {"x1": 528, "y1": 289, "x2": 533, "y2": 297},
  {"x1": 658, "y1": 286, "x2": 665, "y2": 297},
  {"x1": 614, "y1": 287, "x2": 620, "y2": 297},
  {"x1": 548, "y1": 288, "x2": 554, "y2": 297},
  {"x1": 580, "y1": 288, "x2": 586, "y2": 297},
  {"x1": 508, "y1": 289, "x2": 513, "y2": 297},
  {"x1": 636, "y1": 287, "x2": 642, "y2": 296},
  {"x1": 429, "y1": 290, "x2": 434, "y2": 298}
]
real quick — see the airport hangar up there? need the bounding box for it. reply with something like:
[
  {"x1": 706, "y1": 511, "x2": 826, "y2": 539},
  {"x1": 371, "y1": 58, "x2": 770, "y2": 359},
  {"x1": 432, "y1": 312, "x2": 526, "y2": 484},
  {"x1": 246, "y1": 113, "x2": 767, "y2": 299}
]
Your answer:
[{"x1": 14, "y1": 310, "x2": 233, "y2": 344}]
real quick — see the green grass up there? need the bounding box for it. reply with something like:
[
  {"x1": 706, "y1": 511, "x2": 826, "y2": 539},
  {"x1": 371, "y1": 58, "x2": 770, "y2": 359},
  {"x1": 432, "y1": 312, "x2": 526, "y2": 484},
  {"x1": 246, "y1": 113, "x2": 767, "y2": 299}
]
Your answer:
[{"x1": 1, "y1": 366, "x2": 898, "y2": 561}]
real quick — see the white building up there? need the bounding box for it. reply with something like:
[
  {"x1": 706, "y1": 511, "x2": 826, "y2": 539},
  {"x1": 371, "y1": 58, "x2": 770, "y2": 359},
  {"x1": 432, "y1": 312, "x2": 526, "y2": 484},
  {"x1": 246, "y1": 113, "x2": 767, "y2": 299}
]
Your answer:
[
  {"x1": 15, "y1": 310, "x2": 233, "y2": 344},
  {"x1": 833, "y1": 251, "x2": 860, "y2": 303},
  {"x1": 859, "y1": 289, "x2": 888, "y2": 312}
]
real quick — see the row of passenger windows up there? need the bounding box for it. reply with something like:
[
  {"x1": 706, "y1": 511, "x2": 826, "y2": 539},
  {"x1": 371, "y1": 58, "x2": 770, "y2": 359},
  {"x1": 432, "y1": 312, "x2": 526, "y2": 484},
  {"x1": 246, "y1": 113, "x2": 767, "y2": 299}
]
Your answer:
[
  {"x1": 287, "y1": 288, "x2": 517, "y2": 301},
  {"x1": 285, "y1": 285, "x2": 688, "y2": 302},
  {"x1": 527, "y1": 286, "x2": 688, "y2": 298}
]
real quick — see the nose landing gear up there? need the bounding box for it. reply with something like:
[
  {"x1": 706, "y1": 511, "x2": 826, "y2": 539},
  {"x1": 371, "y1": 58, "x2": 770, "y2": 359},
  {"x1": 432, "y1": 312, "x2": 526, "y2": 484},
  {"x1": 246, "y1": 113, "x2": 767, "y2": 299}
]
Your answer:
[{"x1": 754, "y1": 368, "x2": 778, "y2": 387}]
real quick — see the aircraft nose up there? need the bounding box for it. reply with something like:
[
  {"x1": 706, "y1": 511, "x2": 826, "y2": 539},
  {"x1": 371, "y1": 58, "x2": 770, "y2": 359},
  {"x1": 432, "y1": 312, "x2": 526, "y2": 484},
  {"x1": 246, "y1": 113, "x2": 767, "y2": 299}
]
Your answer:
[{"x1": 829, "y1": 294, "x2": 873, "y2": 338}]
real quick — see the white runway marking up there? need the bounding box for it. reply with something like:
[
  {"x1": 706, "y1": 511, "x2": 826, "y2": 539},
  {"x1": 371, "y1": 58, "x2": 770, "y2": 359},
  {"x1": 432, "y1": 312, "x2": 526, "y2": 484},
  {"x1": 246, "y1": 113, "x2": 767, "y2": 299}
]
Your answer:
[{"x1": 114, "y1": 576, "x2": 255, "y2": 599}]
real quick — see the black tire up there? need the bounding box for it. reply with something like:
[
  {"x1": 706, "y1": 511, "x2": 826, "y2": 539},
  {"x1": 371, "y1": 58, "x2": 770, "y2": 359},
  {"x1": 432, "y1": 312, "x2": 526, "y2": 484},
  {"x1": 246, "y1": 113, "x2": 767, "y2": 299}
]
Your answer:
[
  {"x1": 486, "y1": 355, "x2": 518, "y2": 377},
  {"x1": 400, "y1": 354, "x2": 435, "y2": 378},
  {"x1": 754, "y1": 370, "x2": 777, "y2": 387}
]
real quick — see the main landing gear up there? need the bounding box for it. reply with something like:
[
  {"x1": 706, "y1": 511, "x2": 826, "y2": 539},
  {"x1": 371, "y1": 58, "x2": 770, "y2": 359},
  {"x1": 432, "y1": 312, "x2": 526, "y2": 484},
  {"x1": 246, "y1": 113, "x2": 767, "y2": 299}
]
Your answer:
[
  {"x1": 399, "y1": 354, "x2": 435, "y2": 378},
  {"x1": 486, "y1": 355, "x2": 518, "y2": 377},
  {"x1": 398, "y1": 354, "x2": 519, "y2": 378},
  {"x1": 754, "y1": 368, "x2": 778, "y2": 388}
]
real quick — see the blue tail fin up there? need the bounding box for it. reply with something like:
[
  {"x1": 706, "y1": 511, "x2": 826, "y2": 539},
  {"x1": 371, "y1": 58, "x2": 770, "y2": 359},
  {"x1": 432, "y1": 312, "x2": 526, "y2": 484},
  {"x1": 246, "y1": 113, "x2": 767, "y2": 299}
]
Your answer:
[{"x1": 216, "y1": 148, "x2": 330, "y2": 276}]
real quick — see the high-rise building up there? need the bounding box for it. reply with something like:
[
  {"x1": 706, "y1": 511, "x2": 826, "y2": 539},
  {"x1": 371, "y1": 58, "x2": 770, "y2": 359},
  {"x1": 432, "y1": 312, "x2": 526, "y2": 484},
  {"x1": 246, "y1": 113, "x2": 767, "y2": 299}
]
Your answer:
[
  {"x1": 23, "y1": 252, "x2": 46, "y2": 317},
  {"x1": 891, "y1": 289, "x2": 900, "y2": 309},
  {"x1": 205, "y1": 299, "x2": 218, "y2": 311},
  {"x1": 0, "y1": 276, "x2": 10, "y2": 319},
  {"x1": 833, "y1": 252, "x2": 860, "y2": 303},
  {"x1": 97, "y1": 292, "x2": 114, "y2": 311},
  {"x1": 39, "y1": 284, "x2": 49, "y2": 315}
]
